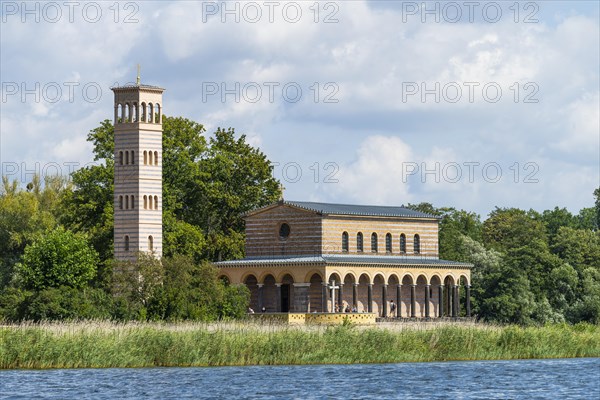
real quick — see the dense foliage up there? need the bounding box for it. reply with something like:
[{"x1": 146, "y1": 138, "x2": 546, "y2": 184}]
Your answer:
[
  {"x1": 0, "y1": 116, "x2": 598, "y2": 325},
  {"x1": 0, "y1": 117, "x2": 274, "y2": 321},
  {"x1": 408, "y1": 195, "x2": 600, "y2": 325}
]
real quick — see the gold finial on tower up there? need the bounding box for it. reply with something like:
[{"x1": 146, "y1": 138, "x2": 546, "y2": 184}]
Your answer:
[{"x1": 136, "y1": 64, "x2": 141, "y2": 86}]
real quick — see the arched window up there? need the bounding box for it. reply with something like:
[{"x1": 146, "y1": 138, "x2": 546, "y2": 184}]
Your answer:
[
  {"x1": 143, "y1": 195, "x2": 147, "y2": 210},
  {"x1": 341, "y1": 232, "x2": 349, "y2": 252},
  {"x1": 133, "y1": 103, "x2": 138, "y2": 122},
  {"x1": 125, "y1": 151, "x2": 129, "y2": 165},
  {"x1": 148, "y1": 235, "x2": 153, "y2": 251},
  {"x1": 148, "y1": 103, "x2": 153, "y2": 123},
  {"x1": 117, "y1": 104, "x2": 123, "y2": 123},
  {"x1": 156, "y1": 104, "x2": 161, "y2": 123},
  {"x1": 124, "y1": 235, "x2": 129, "y2": 252},
  {"x1": 141, "y1": 102, "x2": 146, "y2": 122},
  {"x1": 119, "y1": 151, "x2": 123, "y2": 165},
  {"x1": 385, "y1": 233, "x2": 392, "y2": 253},
  {"x1": 131, "y1": 195, "x2": 135, "y2": 209},
  {"x1": 131, "y1": 151, "x2": 135, "y2": 165},
  {"x1": 400, "y1": 234, "x2": 406, "y2": 253},
  {"x1": 125, "y1": 103, "x2": 130, "y2": 122},
  {"x1": 154, "y1": 151, "x2": 158, "y2": 166},
  {"x1": 371, "y1": 233, "x2": 378, "y2": 253},
  {"x1": 357, "y1": 232, "x2": 363, "y2": 252},
  {"x1": 125, "y1": 195, "x2": 129, "y2": 209},
  {"x1": 143, "y1": 151, "x2": 147, "y2": 165},
  {"x1": 279, "y1": 223, "x2": 291, "y2": 240},
  {"x1": 154, "y1": 196, "x2": 158, "y2": 210},
  {"x1": 414, "y1": 234, "x2": 420, "y2": 254},
  {"x1": 119, "y1": 195, "x2": 123, "y2": 210}
]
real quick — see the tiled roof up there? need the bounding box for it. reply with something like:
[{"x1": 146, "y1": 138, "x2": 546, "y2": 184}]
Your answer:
[
  {"x1": 216, "y1": 254, "x2": 472, "y2": 268},
  {"x1": 283, "y1": 201, "x2": 439, "y2": 219}
]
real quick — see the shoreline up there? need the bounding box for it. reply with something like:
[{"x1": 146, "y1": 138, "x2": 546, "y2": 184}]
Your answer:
[{"x1": 1, "y1": 321, "x2": 598, "y2": 370}]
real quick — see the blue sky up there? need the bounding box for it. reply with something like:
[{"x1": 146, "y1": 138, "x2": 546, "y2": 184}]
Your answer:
[{"x1": 1, "y1": 1, "x2": 598, "y2": 218}]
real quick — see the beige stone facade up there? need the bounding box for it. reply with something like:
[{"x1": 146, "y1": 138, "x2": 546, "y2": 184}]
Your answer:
[
  {"x1": 217, "y1": 201, "x2": 473, "y2": 318},
  {"x1": 113, "y1": 84, "x2": 165, "y2": 261}
]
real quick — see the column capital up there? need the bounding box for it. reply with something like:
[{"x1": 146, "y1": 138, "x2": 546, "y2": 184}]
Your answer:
[
  {"x1": 275, "y1": 283, "x2": 282, "y2": 287},
  {"x1": 368, "y1": 283, "x2": 373, "y2": 287},
  {"x1": 425, "y1": 284, "x2": 431, "y2": 288},
  {"x1": 410, "y1": 284, "x2": 416, "y2": 288},
  {"x1": 466, "y1": 284, "x2": 471, "y2": 289},
  {"x1": 397, "y1": 284, "x2": 402, "y2": 288},
  {"x1": 353, "y1": 283, "x2": 359, "y2": 287},
  {"x1": 257, "y1": 283, "x2": 264, "y2": 288}
]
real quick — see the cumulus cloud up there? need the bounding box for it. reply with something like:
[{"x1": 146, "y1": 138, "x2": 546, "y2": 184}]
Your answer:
[{"x1": 1, "y1": 1, "x2": 598, "y2": 215}]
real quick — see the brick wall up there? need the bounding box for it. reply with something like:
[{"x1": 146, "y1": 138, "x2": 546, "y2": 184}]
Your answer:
[{"x1": 245, "y1": 204, "x2": 323, "y2": 257}]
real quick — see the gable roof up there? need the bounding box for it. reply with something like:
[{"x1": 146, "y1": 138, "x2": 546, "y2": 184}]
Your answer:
[{"x1": 246, "y1": 200, "x2": 439, "y2": 219}]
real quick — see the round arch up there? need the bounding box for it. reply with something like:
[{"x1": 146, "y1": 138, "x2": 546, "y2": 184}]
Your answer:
[
  {"x1": 326, "y1": 271, "x2": 343, "y2": 284},
  {"x1": 303, "y1": 269, "x2": 324, "y2": 282},
  {"x1": 277, "y1": 270, "x2": 299, "y2": 283}
]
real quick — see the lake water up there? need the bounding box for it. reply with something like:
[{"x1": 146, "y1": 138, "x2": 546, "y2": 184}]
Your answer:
[{"x1": 1, "y1": 358, "x2": 598, "y2": 399}]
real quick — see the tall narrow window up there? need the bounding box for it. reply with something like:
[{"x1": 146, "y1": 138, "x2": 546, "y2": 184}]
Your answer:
[
  {"x1": 131, "y1": 195, "x2": 135, "y2": 209},
  {"x1": 125, "y1": 195, "x2": 129, "y2": 209},
  {"x1": 143, "y1": 195, "x2": 148, "y2": 210},
  {"x1": 119, "y1": 195, "x2": 123, "y2": 210},
  {"x1": 357, "y1": 232, "x2": 363, "y2": 252},
  {"x1": 144, "y1": 151, "x2": 147, "y2": 165},
  {"x1": 124, "y1": 235, "x2": 129, "y2": 252},
  {"x1": 342, "y1": 232, "x2": 349, "y2": 252},
  {"x1": 131, "y1": 151, "x2": 135, "y2": 165},
  {"x1": 371, "y1": 233, "x2": 378, "y2": 253},
  {"x1": 154, "y1": 151, "x2": 158, "y2": 166},
  {"x1": 125, "y1": 151, "x2": 129, "y2": 165},
  {"x1": 385, "y1": 233, "x2": 392, "y2": 253},
  {"x1": 119, "y1": 151, "x2": 123, "y2": 165},
  {"x1": 154, "y1": 196, "x2": 158, "y2": 210},
  {"x1": 400, "y1": 234, "x2": 406, "y2": 253},
  {"x1": 148, "y1": 235, "x2": 153, "y2": 251},
  {"x1": 414, "y1": 234, "x2": 420, "y2": 254}
]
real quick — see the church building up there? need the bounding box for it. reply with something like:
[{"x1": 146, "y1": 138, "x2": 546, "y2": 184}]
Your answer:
[
  {"x1": 216, "y1": 201, "x2": 473, "y2": 318},
  {"x1": 110, "y1": 76, "x2": 472, "y2": 319}
]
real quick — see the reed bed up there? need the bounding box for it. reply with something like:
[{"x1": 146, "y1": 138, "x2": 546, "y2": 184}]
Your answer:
[{"x1": 1, "y1": 321, "x2": 598, "y2": 369}]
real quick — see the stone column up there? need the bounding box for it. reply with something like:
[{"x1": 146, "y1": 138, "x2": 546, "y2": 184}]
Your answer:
[
  {"x1": 382, "y1": 284, "x2": 388, "y2": 317},
  {"x1": 275, "y1": 283, "x2": 282, "y2": 313},
  {"x1": 438, "y1": 285, "x2": 444, "y2": 318},
  {"x1": 257, "y1": 284, "x2": 264, "y2": 311},
  {"x1": 396, "y1": 284, "x2": 402, "y2": 318},
  {"x1": 352, "y1": 283, "x2": 358, "y2": 308},
  {"x1": 425, "y1": 284, "x2": 431, "y2": 318},
  {"x1": 322, "y1": 282, "x2": 329, "y2": 313},
  {"x1": 466, "y1": 285, "x2": 471, "y2": 317},
  {"x1": 451, "y1": 285, "x2": 458, "y2": 317},
  {"x1": 292, "y1": 283, "x2": 311, "y2": 313},
  {"x1": 367, "y1": 284, "x2": 373, "y2": 313},
  {"x1": 410, "y1": 284, "x2": 416, "y2": 318},
  {"x1": 338, "y1": 283, "x2": 344, "y2": 311}
]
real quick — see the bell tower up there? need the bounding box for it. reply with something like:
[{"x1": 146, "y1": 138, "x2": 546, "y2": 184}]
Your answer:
[{"x1": 112, "y1": 77, "x2": 165, "y2": 260}]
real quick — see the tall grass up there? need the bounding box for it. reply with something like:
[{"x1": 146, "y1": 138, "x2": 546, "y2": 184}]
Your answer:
[{"x1": 1, "y1": 321, "x2": 598, "y2": 369}]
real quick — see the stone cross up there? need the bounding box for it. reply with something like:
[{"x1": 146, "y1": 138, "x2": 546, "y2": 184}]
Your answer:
[{"x1": 328, "y1": 280, "x2": 339, "y2": 313}]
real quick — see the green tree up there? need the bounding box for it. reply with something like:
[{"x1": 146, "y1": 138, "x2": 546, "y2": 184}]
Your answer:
[
  {"x1": 595, "y1": 188, "x2": 600, "y2": 230},
  {"x1": 64, "y1": 118, "x2": 280, "y2": 263},
  {"x1": 16, "y1": 228, "x2": 99, "y2": 291},
  {"x1": 482, "y1": 207, "x2": 546, "y2": 252},
  {"x1": 538, "y1": 207, "x2": 576, "y2": 244}
]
